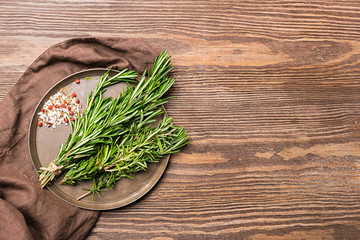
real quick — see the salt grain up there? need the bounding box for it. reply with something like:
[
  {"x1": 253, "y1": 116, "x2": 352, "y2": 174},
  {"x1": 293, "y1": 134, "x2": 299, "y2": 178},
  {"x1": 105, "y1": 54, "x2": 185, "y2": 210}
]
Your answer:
[{"x1": 37, "y1": 89, "x2": 82, "y2": 128}]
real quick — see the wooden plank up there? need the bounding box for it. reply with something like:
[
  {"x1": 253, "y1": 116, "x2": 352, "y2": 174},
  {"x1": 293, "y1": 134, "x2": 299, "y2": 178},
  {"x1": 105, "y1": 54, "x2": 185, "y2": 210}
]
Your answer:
[{"x1": 0, "y1": 0, "x2": 359, "y2": 239}]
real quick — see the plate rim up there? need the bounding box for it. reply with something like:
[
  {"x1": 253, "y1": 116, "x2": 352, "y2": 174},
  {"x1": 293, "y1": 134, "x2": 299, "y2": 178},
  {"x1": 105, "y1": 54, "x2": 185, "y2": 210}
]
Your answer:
[{"x1": 28, "y1": 68, "x2": 170, "y2": 210}]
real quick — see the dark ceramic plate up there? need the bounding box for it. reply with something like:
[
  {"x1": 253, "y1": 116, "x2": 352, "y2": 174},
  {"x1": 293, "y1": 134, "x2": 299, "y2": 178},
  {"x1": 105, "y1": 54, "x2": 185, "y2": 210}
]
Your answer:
[{"x1": 29, "y1": 69, "x2": 169, "y2": 210}]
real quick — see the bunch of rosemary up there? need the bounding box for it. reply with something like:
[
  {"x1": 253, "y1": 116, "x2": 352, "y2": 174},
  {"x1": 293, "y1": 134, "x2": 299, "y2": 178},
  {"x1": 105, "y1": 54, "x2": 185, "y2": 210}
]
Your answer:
[{"x1": 38, "y1": 51, "x2": 188, "y2": 198}]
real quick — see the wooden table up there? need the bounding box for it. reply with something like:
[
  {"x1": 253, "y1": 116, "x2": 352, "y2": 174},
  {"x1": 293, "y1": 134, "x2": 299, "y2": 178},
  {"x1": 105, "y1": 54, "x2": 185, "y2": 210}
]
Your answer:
[{"x1": 1, "y1": 1, "x2": 360, "y2": 239}]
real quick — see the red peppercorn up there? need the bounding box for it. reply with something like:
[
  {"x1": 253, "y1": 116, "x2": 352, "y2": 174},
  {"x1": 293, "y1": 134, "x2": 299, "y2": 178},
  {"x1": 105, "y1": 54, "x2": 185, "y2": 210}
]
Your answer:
[
  {"x1": 48, "y1": 105, "x2": 53, "y2": 110},
  {"x1": 54, "y1": 104, "x2": 59, "y2": 108},
  {"x1": 71, "y1": 93, "x2": 76, "y2": 98},
  {"x1": 41, "y1": 108, "x2": 45, "y2": 112},
  {"x1": 38, "y1": 122, "x2": 42, "y2": 127},
  {"x1": 75, "y1": 79, "x2": 80, "y2": 84},
  {"x1": 67, "y1": 106, "x2": 71, "y2": 110},
  {"x1": 75, "y1": 99, "x2": 80, "y2": 104},
  {"x1": 69, "y1": 111, "x2": 74, "y2": 116},
  {"x1": 64, "y1": 118, "x2": 68, "y2": 123},
  {"x1": 70, "y1": 117, "x2": 75, "y2": 121},
  {"x1": 61, "y1": 103, "x2": 66, "y2": 108}
]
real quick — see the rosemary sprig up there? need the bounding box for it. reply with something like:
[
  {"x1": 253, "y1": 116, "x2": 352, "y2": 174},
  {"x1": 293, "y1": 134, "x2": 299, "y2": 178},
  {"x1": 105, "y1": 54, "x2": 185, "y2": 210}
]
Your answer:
[
  {"x1": 62, "y1": 116, "x2": 188, "y2": 199},
  {"x1": 38, "y1": 51, "x2": 188, "y2": 192},
  {"x1": 62, "y1": 116, "x2": 187, "y2": 184},
  {"x1": 38, "y1": 69, "x2": 138, "y2": 187}
]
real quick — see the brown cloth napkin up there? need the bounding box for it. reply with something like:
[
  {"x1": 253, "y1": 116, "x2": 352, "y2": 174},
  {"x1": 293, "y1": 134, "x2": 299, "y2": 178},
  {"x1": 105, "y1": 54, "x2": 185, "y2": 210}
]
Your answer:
[{"x1": 0, "y1": 37, "x2": 158, "y2": 240}]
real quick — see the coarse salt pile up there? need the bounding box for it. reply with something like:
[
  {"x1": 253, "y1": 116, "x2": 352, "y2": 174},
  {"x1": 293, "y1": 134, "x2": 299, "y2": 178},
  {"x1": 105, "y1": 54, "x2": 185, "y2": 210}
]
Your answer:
[{"x1": 37, "y1": 90, "x2": 81, "y2": 128}]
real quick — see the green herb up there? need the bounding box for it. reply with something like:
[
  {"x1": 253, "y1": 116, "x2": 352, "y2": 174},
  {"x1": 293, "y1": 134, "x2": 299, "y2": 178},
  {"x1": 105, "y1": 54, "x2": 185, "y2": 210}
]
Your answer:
[
  {"x1": 38, "y1": 51, "x2": 189, "y2": 197},
  {"x1": 66, "y1": 116, "x2": 187, "y2": 200}
]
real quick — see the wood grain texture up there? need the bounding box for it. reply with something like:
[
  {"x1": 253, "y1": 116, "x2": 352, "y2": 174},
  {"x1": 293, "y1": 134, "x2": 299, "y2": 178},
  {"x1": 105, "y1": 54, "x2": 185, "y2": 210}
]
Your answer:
[{"x1": 1, "y1": 0, "x2": 360, "y2": 239}]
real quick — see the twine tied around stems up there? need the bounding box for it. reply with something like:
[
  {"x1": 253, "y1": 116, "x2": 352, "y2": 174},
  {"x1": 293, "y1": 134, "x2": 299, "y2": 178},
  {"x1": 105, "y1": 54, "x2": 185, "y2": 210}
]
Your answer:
[
  {"x1": 39, "y1": 162, "x2": 64, "y2": 187},
  {"x1": 40, "y1": 162, "x2": 64, "y2": 175}
]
